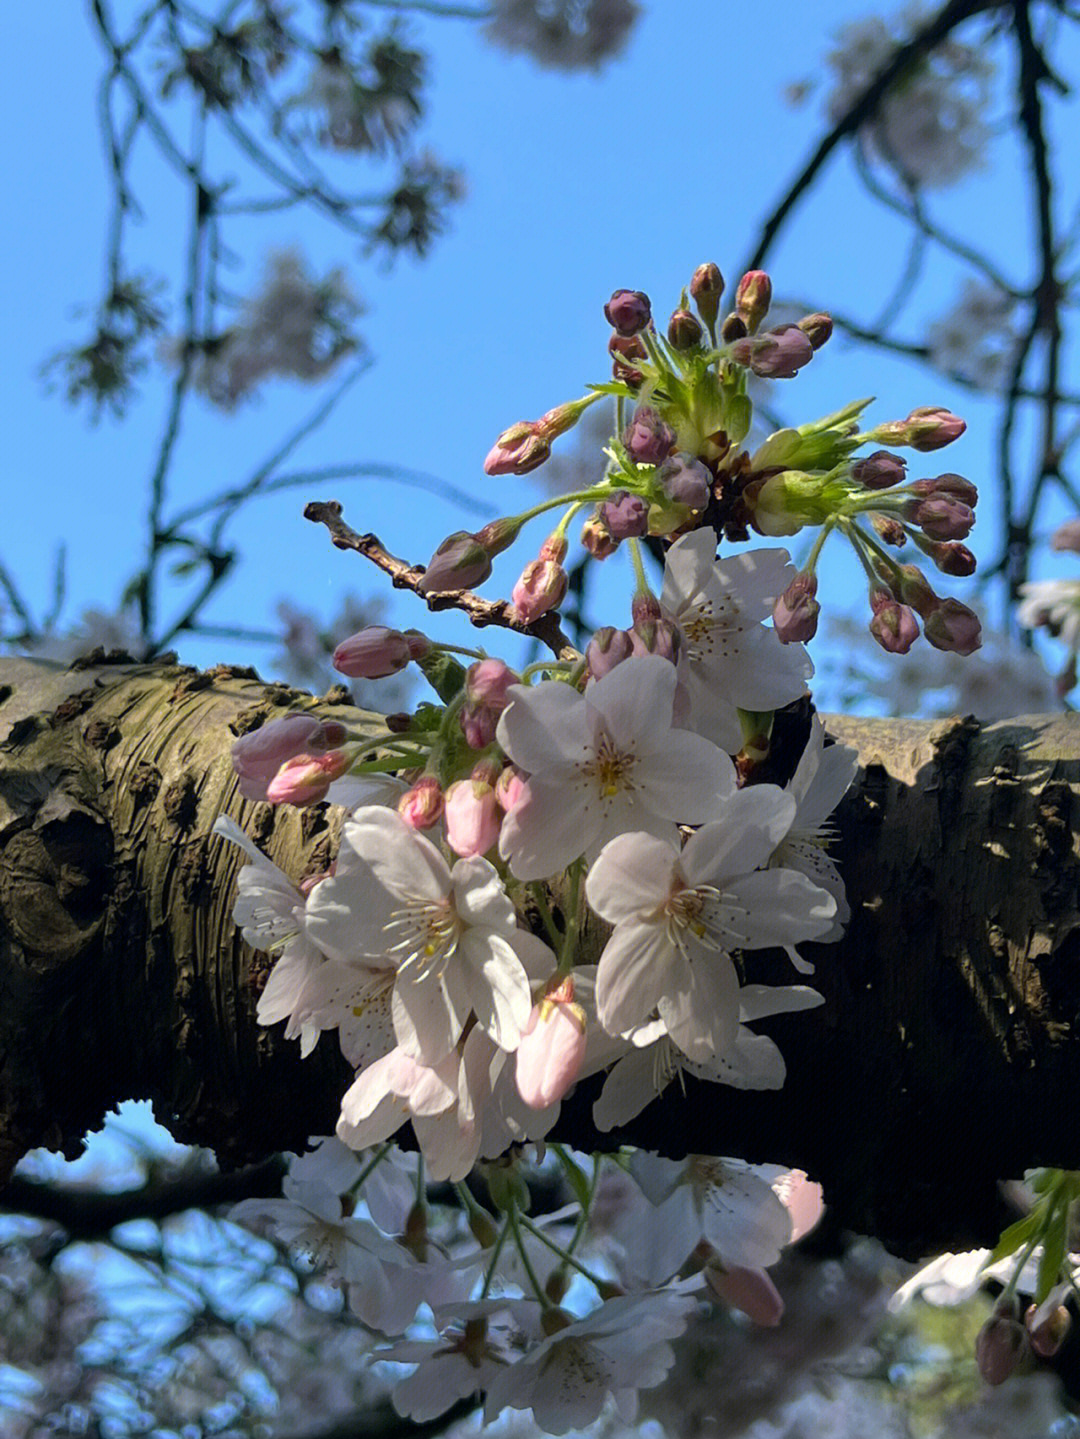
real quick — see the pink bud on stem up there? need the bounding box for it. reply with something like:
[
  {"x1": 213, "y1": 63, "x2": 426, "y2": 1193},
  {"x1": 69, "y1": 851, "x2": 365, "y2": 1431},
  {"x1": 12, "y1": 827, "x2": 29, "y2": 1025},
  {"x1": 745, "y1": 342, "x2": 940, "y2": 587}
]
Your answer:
[
  {"x1": 515, "y1": 975, "x2": 588, "y2": 1109},
  {"x1": 265, "y1": 748, "x2": 351, "y2": 806},
  {"x1": 398, "y1": 775, "x2": 445, "y2": 829},
  {"x1": 332, "y1": 626, "x2": 431, "y2": 679}
]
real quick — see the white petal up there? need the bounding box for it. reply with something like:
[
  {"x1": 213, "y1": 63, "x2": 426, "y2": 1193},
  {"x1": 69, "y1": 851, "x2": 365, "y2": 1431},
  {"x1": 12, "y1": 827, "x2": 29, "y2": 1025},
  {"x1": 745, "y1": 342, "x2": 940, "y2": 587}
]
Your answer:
[
  {"x1": 585, "y1": 655, "x2": 676, "y2": 751},
  {"x1": 738, "y1": 983, "x2": 824, "y2": 1022},
  {"x1": 593, "y1": 1047, "x2": 667, "y2": 1130},
  {"x1": 586, "y1": 831, "x2": 678, "y2": 923},
  {"x1": 658, "y1": 950, "x2": 740, "y2": 1062},
  {"x1": 391, "y1": 962, "x2": 472, "y2": 1065},
  {"x1": 459, "y1": 931, "x2": 532, "y2": 1051},
  {"x1": 498, "y1": 777, "x2": 593, "y2": 881},
  {"x1": 595, "y1": 921, "x2": 676, "y2": 1036},
  {"x1": 496, "y1": 679, "x2": 585, "y2": 773},
  {"x1": 681, "y1": 786, "x2": 796, "y2": 883},
  {"x1": 345, "y1": 807, "x2": 450, "y2": 904}
]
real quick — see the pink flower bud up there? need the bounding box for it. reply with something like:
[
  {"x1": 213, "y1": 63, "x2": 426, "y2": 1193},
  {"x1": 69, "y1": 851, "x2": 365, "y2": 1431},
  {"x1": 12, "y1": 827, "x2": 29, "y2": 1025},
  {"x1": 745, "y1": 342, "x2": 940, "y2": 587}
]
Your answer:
[
  {"x1": 630, "y1": 591, "x2": 680, "y2": 662},
  {"x1": 851, "y1": 450, "x2": 907, "y2": 489},
  {"x1": 515, "y1": 976, "x2": 587, "y2": 1109},
  {"x1": 657, "y1": 453, "x2": 711, "y2": 510},
  {"x1": 731, "y1": 325, "x2": 814, "y2": 379},
  {"x1": 332, "y1": 626, "x2": 430, "y2": 679},
  {"x1": 484, "y1": 421, "x2": 551, "y2": 476},
  {"x1": 910, "y1": 473, "x2": 978, "y2": 507},
  {"x1": 869, "y1": 598, "x2": 920, "y2": 654},
  {"x1": 581, "y1": 510, "x2": 620, "y2": 558},
  {"x1": 735, "y1": 270, "x2": 772, "y2": 332},
  {"x1": 461, "y1": 658, "x2": 520, "y2": 747},
  {"x1": 1051, "y1": 518, "x2": 1080, "y2": 552},
  {"x1": 706, "y1": 1265, "x2": 785, "y2": 1326},
  {"x1": 603, "y1": 288, "x2": 651, "y2": 336},
  {"x1": 773, "y1": 572, "x2": 820, "y2": 643},
  {"x1": 923, "y1": 597, "x2": 982, "y2": 655},
  {"x1": 265, "y1": 749, "x2": 350, "y2": 806},
  {"x1": 232, "y1": 715, "x2": 346, "y2": 802},
  {"x1": 586, "y1": 626, "x2": 634, "y2": 679},
  {"x1": 976, "y1": 1307, "x2": 1028, "y2": 1386},
  {"x1": 509, "y1": 535, "x2": 569, "y2": 625},
  {"x1": 495, "y1": 764, "x2": 528, "y2": 813},
  {"x1": 908, "y1": 497, "x2": 975, "y2": 542},
  {"x1": 875, "y1": 406, "x2": 966, "y2": 452},
  {"x1": 419, "y1": 532, "x2": 493, "y2": 594},
  {"x1": 624, "y1": 405, "x2": 676, "y2": 466},
  {"x1": 600, "y1": 491, "x2": 649, "y2": 540},
  {"x1": 1025, "y1": 1302, "x2": 1071, "y2": 1358},
  {"x1": 771, "y1": 1169, "x2": 825, "y2": 1244},
  {"x1": 398, "y1": 775, "x2": 444, "y2": 829},
  {"x1": 444, "y1": 775, "x2": 502, "y2": 858}
]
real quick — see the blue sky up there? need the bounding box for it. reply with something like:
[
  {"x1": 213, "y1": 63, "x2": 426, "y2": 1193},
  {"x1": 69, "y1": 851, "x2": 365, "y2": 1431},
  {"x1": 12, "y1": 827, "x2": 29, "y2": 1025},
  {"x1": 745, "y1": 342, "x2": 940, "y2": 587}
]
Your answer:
[{"x1": 5, "y1": 1, "x2": 1074, "y2": 694}]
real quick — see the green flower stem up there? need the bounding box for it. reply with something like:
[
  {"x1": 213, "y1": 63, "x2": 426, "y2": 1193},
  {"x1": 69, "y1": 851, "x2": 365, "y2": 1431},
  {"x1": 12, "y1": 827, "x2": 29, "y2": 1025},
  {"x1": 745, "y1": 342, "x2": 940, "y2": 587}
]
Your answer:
[
  {"x1": 556, "y1": 861, "x2": 584, "y2": 976},
  {"x1": 517, "y1": 1212, "x2": 609, "y2": 1293},
  {"x1": 551, "y1": 1146, "x2": 601, "y2": 1260},
  {"x1": 626, "y1": 537, "x2": 652, "y2": 597},
  {"x1": 508, "y1": 1205, "x2": 553, "y2": 1307},
  {"x1": 803, "y1": 517, "x2": 835, "y2": 575},
  {"x1": 350, "y1": 750, "x2": 429, "y2": 774},
  {"x1": 478, "y1": 1219, "x2": 511, "y2": 1301},
  {"x1": 520, "y1": 658, "x2": 576, "y2": 683},
  {"x1": 527, "y1": 881, "x2": 562, "y2": 949},
  {"x1": 350, "y1": 1142, "x2": 393, "y2": 1195},
  {"x1": 839, "y1": 519, "x2": 887, "y2": 590}
]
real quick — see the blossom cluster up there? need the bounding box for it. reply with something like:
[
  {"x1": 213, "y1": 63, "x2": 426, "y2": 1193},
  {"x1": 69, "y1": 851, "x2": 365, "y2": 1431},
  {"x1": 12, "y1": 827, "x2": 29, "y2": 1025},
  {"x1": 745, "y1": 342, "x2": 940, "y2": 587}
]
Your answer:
[
  {"x1": 1018, "y1": 518, "x2": 1080, "y2": 698},
  {"x1": 215, "y1": 258, "x2": 984, "y2": 1425}
]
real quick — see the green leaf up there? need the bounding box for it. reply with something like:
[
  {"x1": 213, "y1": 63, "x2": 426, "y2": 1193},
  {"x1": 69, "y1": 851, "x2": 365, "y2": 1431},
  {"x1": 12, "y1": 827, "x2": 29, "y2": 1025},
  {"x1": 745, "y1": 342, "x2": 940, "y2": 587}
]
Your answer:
[
  {"x1": 1036, "y1": 1203, "x2": 1067, "y2": 1304},
  {"x1": 553, "y1": 1147, "x2": 592, "y2": 1212},
  {"x1": 415, "y1": 649, "x2": 466, "y2": 704},
  {"x1": 987, "y1": 1207, "x2": 1043, "y2": 1266}
]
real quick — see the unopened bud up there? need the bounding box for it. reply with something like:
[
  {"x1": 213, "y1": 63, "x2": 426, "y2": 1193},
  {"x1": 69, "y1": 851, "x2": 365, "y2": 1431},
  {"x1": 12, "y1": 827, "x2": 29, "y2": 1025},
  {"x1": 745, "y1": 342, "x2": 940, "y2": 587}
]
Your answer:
[
  {"x1": 706, "y1": 1265, "x2": 785, "y2": 1327},
  {"x1": 516, "y1": 975, "x2": 587, "y2": 1109},
  {"x1": 419, "y1": 531, "x2": 493, "y2": 594},
  {"x1": 797, "y1": 312, "x2": 833, "y2": 349},
  {"x1": 731, "y1": 326, "x2": 814, "y2": 379},
  {"x1": 509, "y1": 534, "x2": 569, "y2": 625},
  {"x1": 265, "y1": 748, "x2": 350, "y2": 806},
  {"x1": 976, "y1": 1307, "x2": 1028, "y2": 1386},
  {"x1": 332, "y1": 626, "x2": 430, "y2": 679},
  {"x1": 461, "y1": 658, "x2": 519, "y2": 748},
  {"x1": 444, "y1": 774, "x2": 502, "y2": 858},
  {"x1": 603, "y1": 288, "x2": 651, "y2": 336},
  {"x1": 398, "y1": 775, "x2": 444, "y2": 829},
  {"x1": 624, "y1": 405, "x2": 676, "y2": 465},
  {"x1": 908, "y1": 496, "x2": 975, "y2": 542},
  {"x1": 495, "y1": 764, "x2": 528, "y2": 812},
  {"x1": 923, "y1": 597, "x2": 982, "y2": 655},
  {"x1": 1025, "y1": 1302, "x2": 1071, "y2": 1358},
  {"x1": 600, "y1": 490, "x2": 649, "y2": 539},
  {"x1": 928, "y1": 541, "x2": 977, "y2": 577},
  {"x1": 735, "y1": 270, "x2": 772, "y2": 333},
  {"x1": 721, "y1": 312, "x2": 748, "y2": 343},
  {"x1": 689, "y1": 262, "x2": 724, "y2": 331},
  {"x1": 657, "y1": 452, "x2": 711, "y2": 510},
  {"x1": 851, "y1": 450, "x2": 907, "y2": 489},
  {"x1": 586, "y1": 626, "x2": 634, "y2": 679},
  {"x1": 668, "y1": 308, "x2": 703, "y2": 349},
  {"x1": 609, "y1": 332, "x2": 646, "y2": 387},
  {"x1": 874, "y1": 406, "x2": 966, "y2": 452},
  {"x1": 541, "y1": 1307, "x2": 574, "y2": 1337},
  {"x1": 773, "y1": 572, "x2": 820, "y2": 643},
  {"x1": 232, "y1": 714, "x2": 345, "y2": 802},
  {"x1": 895, "y1": 563, "x2": 939, "y2": 618},
  {"x1": 869, "y1": 597, "x2": 919, "y2": 654},
  {"x1": 484, "y1": 421, "x2": 551, "y2": 476},
  {"x1": 871, "y1": 514, "x2": 908, "y2": 546},
  {"x1": 910, "y1": 472, "x2": 978, "y2": 507},
  {"x1": 581, "y1": 510, "x2": 619, "y2": 558}
]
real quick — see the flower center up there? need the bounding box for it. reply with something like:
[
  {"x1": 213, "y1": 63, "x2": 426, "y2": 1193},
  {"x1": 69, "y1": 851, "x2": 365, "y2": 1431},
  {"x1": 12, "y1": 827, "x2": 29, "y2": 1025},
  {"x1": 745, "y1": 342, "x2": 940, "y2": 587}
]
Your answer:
[
  {"x1": 582, "y1": 732, "x2": 636, "y2": 799},
  {"x1": 664, "y1": 883, "x2": 749, "y2": 952},
  {"x1": 384, "y1": 893, "x2": 462, "y2": 978}
]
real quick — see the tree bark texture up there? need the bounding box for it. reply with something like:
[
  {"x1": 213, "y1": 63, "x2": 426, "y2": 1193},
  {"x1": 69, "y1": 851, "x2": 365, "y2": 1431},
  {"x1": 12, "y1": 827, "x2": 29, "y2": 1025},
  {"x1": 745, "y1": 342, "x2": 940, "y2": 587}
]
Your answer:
[{"x1": 2, "y1": 655, "x2": 1079, "y2": 1256}]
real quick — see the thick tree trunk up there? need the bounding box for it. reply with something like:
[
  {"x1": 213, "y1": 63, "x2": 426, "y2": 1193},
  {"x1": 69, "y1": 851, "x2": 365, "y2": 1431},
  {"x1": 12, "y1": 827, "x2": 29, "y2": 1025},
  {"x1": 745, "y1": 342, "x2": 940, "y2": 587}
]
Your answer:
[{"x1": 2, "y1": 655, "x2": 1078, "y2": 1256}]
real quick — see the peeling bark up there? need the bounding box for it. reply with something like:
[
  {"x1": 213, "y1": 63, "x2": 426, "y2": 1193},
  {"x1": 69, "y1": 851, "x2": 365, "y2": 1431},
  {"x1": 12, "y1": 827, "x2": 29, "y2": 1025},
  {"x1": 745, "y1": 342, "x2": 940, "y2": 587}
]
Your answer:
[{"x1": 2, "y1": 655, "x2": 1079, "y2": 1256}]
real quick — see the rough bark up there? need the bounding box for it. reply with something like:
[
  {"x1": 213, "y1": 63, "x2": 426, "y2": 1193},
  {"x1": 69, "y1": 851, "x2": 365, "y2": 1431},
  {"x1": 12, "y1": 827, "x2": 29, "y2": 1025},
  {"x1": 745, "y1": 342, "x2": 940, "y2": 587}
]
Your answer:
[{"x1": 2, "y1": 655, "x2": 1079, "y2": 1257}]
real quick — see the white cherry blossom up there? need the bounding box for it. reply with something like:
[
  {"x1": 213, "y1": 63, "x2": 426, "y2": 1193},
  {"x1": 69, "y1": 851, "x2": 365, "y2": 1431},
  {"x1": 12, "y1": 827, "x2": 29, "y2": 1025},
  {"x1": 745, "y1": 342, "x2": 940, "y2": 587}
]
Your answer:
[
  {"x1": 585, "y1": 786, "x2": 836, "y2": 1060},
  {"x1": 497, "y1": 655, "x2": 736, "y2": 880},
  {"x1": 482, "y1": 1291, "x2": 697, "y2": 1435},
  {"x1": 305, "y1": 807, "x2": 547, "y2": 1063},
  {"x1": 659, "y1": 529, "x2": 812, "y2": 753}
]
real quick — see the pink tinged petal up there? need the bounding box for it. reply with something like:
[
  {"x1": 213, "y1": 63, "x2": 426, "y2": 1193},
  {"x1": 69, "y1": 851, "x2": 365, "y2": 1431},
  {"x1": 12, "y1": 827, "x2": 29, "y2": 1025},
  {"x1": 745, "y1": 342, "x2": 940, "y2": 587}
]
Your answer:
[
  {"x1": 586, "y1": 831, "x2": 679, "y2": 924},
  {"x1": 391, "y1": 963, "x2": 472, "y2": 1065},
  {"x1": 458, "y1": 931, "x2": 532, "y2": 1050},
  {"x1": 495, "y1": 680, "x2": 586, "y2": 774},
  {"x1": 256, "y1": 943, "x2": 323, "y2": 1026},
  {"x1": 412, "y1": 1112, "x2": 481, "y2": 1182},
  {"x1": 400, "y1": 1052, "x2": 460, "y2": 1117},
  {"x1": 657, "y1": 950, "x2": 740, "y2": 1062},
  {"x1": 771, "y1": 1169, "x2": 825, "y2": 1243},
  {"x1": 584, "y1": 654, "x2": 677, "y2": 751},
  {"x1": 595, "y1": 921, "x2": 678, "y2": 1037},
  {"x1": 681, "y1": 786, "x2": 796, "y2": 883},
  {"x1": 593, "y1": 1046, "x2": 668, "y2": 1130},
  {"x1": 515, "y1": 997, "x2": 587, "y2": 1108},
  {"x1": 723, "y1": 869, "x2": 837, "y2": 948},
  {"x1": 346, "y1": 807, "x2": 451, "y2": 903},
  {"x1": 698, "y1": 1164, "x2": 792, "y2": 1269},
  {"x1": 449, "y1": 856, "x2": 516, "y2": 930},
  {"x1": 498, "y1": 777, "x2": 594, "y2": 881}
]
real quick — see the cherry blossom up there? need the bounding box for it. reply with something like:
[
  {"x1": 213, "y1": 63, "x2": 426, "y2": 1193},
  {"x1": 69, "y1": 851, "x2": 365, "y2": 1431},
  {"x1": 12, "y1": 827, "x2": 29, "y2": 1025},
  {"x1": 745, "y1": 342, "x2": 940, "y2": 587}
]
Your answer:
[
  {"x1": 585, "y1": 786, "x2": 836, "y2": 1060},
  {"x1": 659, "y1": 528, "x2": 813, "y2": 752},
  {"x1": 496, "y1": 654, "x2": 736, "y2": 880},
  {"x1": 304, "y1": 807, "x2": 549, "y2": 1063}
]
